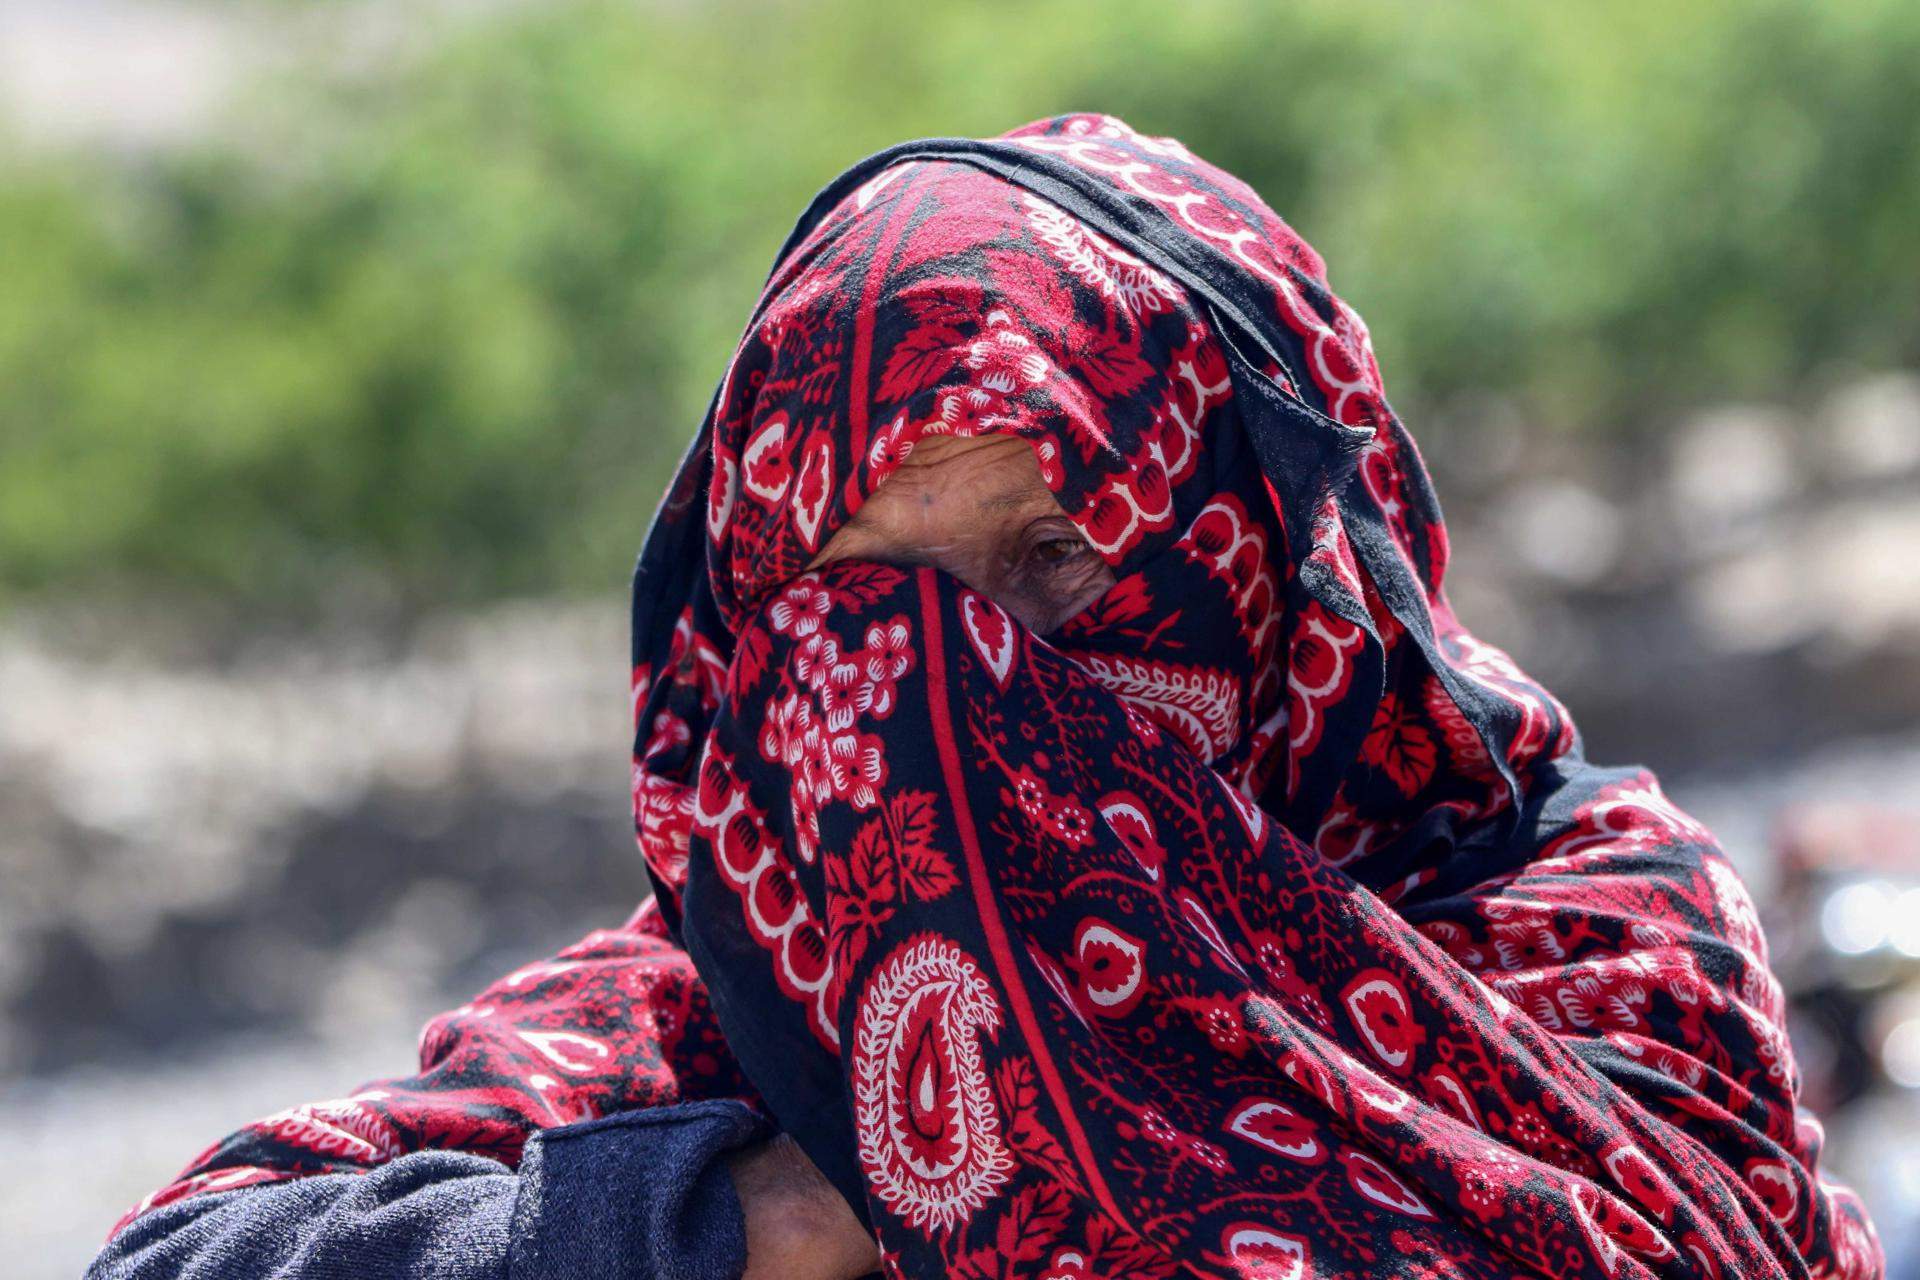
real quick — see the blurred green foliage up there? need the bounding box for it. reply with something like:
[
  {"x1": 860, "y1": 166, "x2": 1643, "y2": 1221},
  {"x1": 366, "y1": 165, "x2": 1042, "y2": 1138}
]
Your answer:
[{"x1": 2, "y1": 0, "x2": 1917, "y2": 607}]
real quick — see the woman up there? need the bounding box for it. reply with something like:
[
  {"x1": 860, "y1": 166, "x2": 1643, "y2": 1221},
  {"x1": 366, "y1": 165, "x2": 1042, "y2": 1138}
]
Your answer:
[{"x1": 92, "y1": 115, "x2": 1881, "y2": 1279}]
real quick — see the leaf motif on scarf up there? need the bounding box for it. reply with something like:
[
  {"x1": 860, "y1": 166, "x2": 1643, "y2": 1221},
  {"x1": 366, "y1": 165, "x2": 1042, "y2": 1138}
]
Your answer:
[
  {"x1": 829, "y1": 561, "x2": 910, "y2": 607},
  {"x1": 878, "y1": 320, "x2": 964, "y2": 404},
  {"x1": 993, "y1": 1182, "x2": 1073, "y2": 1264},
  {"x1": 983, "y1": 245, "x2": 1076, "y2": 336},
  {"x1": 826, "y1": 817, "x2": 899, "y2": 976},
  {"x1": 1085, "y1": 1214, "x2": 1181, "y2": 1280},
  {"x1": 902, "y1": 276, "x2": 985, "y2": 330},
  {"x1": 410, "y1": 1108, "x2": 528, "y2": 1167},
  {"x1": 1071, "y1": 323, "x2": 1156, "y2": 401},
  {"x1": 888, "y1": 790, "x2": 957, "y2": 901},
  {"x1": 734, "y1": 623, "x2": 773, "y2": 694},
  {"x1": 992, "y1": 1055, "x2": 1081, "y2": 1191},
  {"x1": 1056, "y1": 571, "x2": 1155, "y2": 637},
  {"x1": 876, "y1": 276, "x2": 991, "y2": 405},
  {"x1": 1360, "y1": 691, "x2": 1438, "y2": 796}
]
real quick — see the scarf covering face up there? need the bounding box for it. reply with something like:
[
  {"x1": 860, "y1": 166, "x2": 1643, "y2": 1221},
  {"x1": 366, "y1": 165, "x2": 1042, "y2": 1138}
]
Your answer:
[{"x1": 122, "y1": 115, "x2": 1881, "y2": 1280}]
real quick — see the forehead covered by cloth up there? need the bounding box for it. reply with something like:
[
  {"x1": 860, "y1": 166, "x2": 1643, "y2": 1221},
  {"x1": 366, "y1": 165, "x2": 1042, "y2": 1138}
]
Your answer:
[
  {"x1": 702, "y1": 156, "x2": 1242, "y2": 631},
  {"x1": 640, "y1": 111, "x2": 1577, "y2": 895}
]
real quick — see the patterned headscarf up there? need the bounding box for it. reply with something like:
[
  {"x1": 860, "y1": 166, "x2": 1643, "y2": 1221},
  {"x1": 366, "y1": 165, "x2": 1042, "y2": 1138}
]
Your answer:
[
  {"x1": 618, "y1": 114, "x2": 1878, "y2": 1277},
  {"x1": 121, "y1": 115, "x2": 1881, "y2": 1280},
  {"x1": 632, "y1": 116, "x2": 1572, "y2": 920}
]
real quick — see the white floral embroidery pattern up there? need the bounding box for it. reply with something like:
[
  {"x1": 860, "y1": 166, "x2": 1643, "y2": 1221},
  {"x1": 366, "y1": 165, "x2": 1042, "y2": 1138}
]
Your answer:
[{"x1": 1023, "y1": 194, "x2": 1181, "y2": 315}]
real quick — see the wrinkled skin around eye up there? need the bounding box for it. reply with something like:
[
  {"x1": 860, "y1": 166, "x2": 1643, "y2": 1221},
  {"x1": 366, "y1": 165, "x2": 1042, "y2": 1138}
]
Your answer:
[{"x1": 808, "y1": 434, "x2": 1116, "y2": 634}]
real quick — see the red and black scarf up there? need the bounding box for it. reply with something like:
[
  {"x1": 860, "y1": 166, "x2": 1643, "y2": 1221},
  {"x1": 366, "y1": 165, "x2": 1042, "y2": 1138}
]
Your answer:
[{"x1": 125, "y1": 115, "x2": 1882, "y2": 1280}]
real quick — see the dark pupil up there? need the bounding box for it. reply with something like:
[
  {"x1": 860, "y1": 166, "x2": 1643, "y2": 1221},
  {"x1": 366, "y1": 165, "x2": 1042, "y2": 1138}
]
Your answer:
[{"x1": 1034, "y1": 537, "x2": 1080, "y2": 564}]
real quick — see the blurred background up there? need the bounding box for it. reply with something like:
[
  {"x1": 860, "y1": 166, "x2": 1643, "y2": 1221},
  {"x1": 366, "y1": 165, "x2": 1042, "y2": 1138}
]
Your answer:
[{"x1": 2, "y1": 0, "x2": 1918, "y2": 1273}]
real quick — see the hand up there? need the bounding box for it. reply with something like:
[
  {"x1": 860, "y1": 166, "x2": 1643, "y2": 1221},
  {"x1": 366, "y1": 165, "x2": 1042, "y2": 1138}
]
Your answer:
[{"x1": 728, "y1": 1133, "x2": 880, "y2": 1280}]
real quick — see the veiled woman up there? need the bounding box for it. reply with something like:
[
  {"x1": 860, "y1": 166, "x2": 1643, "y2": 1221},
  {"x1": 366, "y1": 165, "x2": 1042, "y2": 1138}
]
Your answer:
[{"x1": 91, "y1": 114, "x2": 1882, "y2": 1280}]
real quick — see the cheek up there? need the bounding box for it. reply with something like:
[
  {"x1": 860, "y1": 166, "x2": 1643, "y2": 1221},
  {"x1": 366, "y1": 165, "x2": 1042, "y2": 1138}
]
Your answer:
[
  {"x1": 1051, "y1": 561, "x2": 1121, "y2": 627},
  {"x1": 1007, "y1": 559, "x2": 1119, "y2": 636},
  {"x1": 918, "y1": 536, "x2": 1037, "y2": 625},
  {"x1": 944, "y1": 543, "x2": 1027, "y2": 607}
]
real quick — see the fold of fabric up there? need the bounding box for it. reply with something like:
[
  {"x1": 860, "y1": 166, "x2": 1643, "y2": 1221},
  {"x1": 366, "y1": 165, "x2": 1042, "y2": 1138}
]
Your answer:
[
  {"x1": 628, "y1": 114, "x2": 1882, "y2": 1277},
  {"x1": 114, "y1": 113, "x2": 1882, "y2": 1280},
  {"x1": 104, "y1": 915, "x2": 757, "y2": 1237},
  {"x1": 88, "y1": 1101, "x2": 766, "y2": 1280},
  {"x1": 673, "y1": 556, "x2": 1871, "y2": 1278}
]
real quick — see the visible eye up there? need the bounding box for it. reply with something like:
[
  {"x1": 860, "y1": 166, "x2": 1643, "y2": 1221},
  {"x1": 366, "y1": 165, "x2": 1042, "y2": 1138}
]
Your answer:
[
  {"x1": 1030, "y1": 535, "x2": 1089, "y2": 567},
  {"x1": 1002, "y1": 518, "x2": 1114, "y2": 635}
]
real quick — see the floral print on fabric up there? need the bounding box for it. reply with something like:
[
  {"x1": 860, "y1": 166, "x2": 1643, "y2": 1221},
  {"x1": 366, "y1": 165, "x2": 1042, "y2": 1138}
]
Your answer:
[
  {"x1": 679, "y1": 558, "x2": 1877, "y2": 1280},
  {"x1": 119, "y1": 113, "x2": 1880, "y2": 1280}
]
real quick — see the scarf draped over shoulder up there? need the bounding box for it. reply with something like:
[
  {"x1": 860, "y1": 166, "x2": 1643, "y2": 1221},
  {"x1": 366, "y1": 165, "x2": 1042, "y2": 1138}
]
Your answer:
[{"x1": 121, "y1": 115, "x2": 1883, "y2": 1280}]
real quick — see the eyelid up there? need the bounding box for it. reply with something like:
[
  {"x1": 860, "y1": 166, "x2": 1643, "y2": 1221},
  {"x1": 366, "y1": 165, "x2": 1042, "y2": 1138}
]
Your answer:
[
  {"x1": 1023, "y1": 535, "x2": 1091, "y2": 572},
  {"x1": 1019, "y1": 516, "x2": 1089, "y2": 549}
]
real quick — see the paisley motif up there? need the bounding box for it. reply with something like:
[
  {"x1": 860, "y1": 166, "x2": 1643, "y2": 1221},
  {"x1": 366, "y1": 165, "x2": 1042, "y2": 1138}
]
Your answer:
[
  {"x1": 1341, "y1": 970, "x2": 1419, "y2": 1072},
  {"x1": 1070, "y1": 918, "x2": 1148, "y2": 1016},
  {"x1": 960, "y1": 590, "x2": 1017, "y2": 689},
  {"x1": 1073, "y1": 652, "x2": 1240, "y2": 762},
  {"x1": 1225, "y1": 1098, "x2": 1323, "y2": 1163},
  {"x1": 119, "y1": 113, "x2": 1880, "y2": 1280},
  {"x1": 1220, "y1": 1224, "x2": 1308, "y2": 1280},
  {"x1": 742, "y1": 410, "x2": 794, "y2": 504},
  {"x1": 852, "y1": 934, "x2": 1013, "y2": 1235}
]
